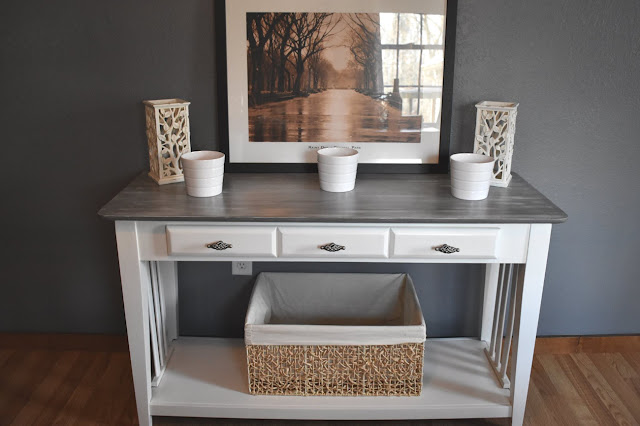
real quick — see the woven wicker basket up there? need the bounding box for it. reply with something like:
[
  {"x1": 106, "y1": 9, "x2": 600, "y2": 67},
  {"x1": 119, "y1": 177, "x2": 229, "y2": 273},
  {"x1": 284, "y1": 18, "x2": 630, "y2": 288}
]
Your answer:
[
  {"x1": 247, "y1": 342, "x2": 424, "y2": 396},
  {"x1": 244, "y1": 273, "x2": 426, "y2": 396}
]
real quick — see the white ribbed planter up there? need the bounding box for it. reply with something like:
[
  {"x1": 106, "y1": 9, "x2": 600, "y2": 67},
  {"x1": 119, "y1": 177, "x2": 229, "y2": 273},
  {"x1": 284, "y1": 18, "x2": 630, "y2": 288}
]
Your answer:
[
  {"x1": 450, "y1": 153, "x2": 495, "y2": 200},
  {"x1": 144, "y1": 99, "x2": 191, "y2": 185},
  {"x1": 317, "y1": 148, "x2": 359, "y2": 193},
  {"x1": 473, "y1": 101, "x2": 518, "y2": 187},
  {"x1": 182, "y1": 151, "x2": 225, "y2": 198}
]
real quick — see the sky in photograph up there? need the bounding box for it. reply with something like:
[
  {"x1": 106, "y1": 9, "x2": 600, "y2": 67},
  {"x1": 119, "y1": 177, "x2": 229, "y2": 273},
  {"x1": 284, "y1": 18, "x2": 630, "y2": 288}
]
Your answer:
[{"x1": 320, "y1": 15, "x2": 354, "y2": 71}]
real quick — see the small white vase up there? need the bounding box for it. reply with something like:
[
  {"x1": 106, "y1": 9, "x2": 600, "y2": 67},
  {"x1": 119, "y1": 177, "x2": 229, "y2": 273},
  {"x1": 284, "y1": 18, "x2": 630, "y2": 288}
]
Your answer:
[
  {"x1": 317, "y1": 148, "x2": 359, "y2": 193},
  {"x1": 181, "y1": 151, "x2": 225, "y2": 197},
  {"x1": 450, "y1": 153, "x2": 495, "y2": 200}
]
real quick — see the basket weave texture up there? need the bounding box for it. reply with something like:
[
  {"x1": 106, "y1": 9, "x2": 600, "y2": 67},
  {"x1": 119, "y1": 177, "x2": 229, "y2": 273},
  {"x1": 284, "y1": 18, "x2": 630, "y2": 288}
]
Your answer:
[{"x1": 247, "y1": 342, "x2": 424, "y2": 396}]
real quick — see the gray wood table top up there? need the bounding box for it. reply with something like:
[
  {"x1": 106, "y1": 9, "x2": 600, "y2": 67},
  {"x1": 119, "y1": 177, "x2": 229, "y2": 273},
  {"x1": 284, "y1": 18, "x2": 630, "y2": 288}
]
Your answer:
[{"x1": 98, "y1": 173, "x2": 567, "y2": 223}]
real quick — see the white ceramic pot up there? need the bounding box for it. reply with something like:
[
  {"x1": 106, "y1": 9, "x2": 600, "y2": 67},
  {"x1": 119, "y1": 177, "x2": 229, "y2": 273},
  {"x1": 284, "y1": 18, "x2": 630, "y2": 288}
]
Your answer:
[
  {"x1": 317, "y1": 162, "x2": 358, "y2": 174},
  {"x1": 319, "y1": 180, "x2": 356, "y2": 193},
  {"x1": 183, "y1": 166, "x2": 224, "y2": 179},
  {"x1": 181, "y1": 151, "x2": 225, "y2": 169},
  {"x1": 180, "y1": 151, "x2": 225, "y2": 197},
  {"x1": 450, "y1": 153, "x2": 494, "y2": 171},
  {"x1": 450, "y1": 153, "x2": 495, "y2": 200},
  {"x1": 450, "y1": 168, "x2": 493, "y2": 182},
  {"x1": 317, "y1": 148, "x2": 359, "y2": 165},
  {"x1": 184, "y1": 176, "x2": 224, "y2": 188},
  {"x1": 186, "y1": 184, "x2": 223, "y2": 197},
  {"x1": 317, "y1": 148, "x2": 359, "y2": 193},
  {"x1": 450, "y1": 178, "x2": 493, "y2": 191},
  {"x1": 319, "y1": 171, "x2": 357, "y2": 183},
  {"x1": 451, "y1": 187, "x2": 491, "y2": 201}
]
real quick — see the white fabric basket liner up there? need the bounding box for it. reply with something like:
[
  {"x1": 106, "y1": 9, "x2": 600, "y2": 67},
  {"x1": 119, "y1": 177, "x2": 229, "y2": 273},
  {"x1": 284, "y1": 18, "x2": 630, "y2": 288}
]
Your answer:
[{"x1": 245, "y1": 273, "x2": 426, "y2": 346}]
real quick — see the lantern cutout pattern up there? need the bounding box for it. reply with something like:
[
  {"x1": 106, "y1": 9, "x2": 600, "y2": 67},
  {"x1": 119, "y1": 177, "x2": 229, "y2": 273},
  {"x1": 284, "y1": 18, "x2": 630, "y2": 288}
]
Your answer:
[
  {"x1": 473, "y1": 101, "x2": 519, "y2": 187},
  {"x1": 144, "y1": 99, "x2": 191, "y2": 185}
]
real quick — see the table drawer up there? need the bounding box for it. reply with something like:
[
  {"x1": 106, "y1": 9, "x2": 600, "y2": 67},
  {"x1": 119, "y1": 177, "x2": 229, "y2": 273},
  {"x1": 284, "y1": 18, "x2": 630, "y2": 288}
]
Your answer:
[
  {"x1": 279, "y1": 227, "x2": 389, "y2": 258},
  {"x1": 391, "y1": 227, "x2": 499, "y2": 259},
  {"x1": 166, "y1": 226, "x2": 277, "y2": 257}
]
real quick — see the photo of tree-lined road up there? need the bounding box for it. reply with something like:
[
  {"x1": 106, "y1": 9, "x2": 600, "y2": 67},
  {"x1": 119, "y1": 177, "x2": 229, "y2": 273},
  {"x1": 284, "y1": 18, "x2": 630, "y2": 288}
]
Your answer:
[{"x1": 246, "y1": 12, "x2": 445, "y2": 143}]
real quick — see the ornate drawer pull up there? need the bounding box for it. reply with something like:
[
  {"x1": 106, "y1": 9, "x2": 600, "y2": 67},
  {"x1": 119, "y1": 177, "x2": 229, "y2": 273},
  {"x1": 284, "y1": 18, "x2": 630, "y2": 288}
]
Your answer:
[
  {"x1": 320, "y1": 243, "x2": 345, "y2": 252},
  {"x1": 206, "y1": 241, "x2": 233, "y2": 250},
  {"x1": 435, "y1": 244, "x2": 459, "y2": 254}
]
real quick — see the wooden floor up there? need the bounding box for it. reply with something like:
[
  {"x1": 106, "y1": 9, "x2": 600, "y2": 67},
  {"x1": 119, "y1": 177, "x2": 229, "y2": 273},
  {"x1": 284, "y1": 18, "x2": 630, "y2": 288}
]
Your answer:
[{"x1": 1, "y1": 335, "x2": 639, "y2": 426}]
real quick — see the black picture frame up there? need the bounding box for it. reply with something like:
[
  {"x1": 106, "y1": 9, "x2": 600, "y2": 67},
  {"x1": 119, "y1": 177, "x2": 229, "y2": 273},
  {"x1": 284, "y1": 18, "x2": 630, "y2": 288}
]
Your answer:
[{"x1": 215, "y1": 0, "x2": 457, "y2": 173}]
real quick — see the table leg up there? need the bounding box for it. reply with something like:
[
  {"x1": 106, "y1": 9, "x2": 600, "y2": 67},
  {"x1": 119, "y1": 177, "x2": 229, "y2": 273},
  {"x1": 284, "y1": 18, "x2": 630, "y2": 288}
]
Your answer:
[
  {"x1": 481, "y1": 263, "x2": 501, "y2": 342},
  {"x1": 510, "y1": 224, "x2": 552, "y2": 426},
  {"x1": 116, "y1": 221, "x2": 153, "y2": 426}
]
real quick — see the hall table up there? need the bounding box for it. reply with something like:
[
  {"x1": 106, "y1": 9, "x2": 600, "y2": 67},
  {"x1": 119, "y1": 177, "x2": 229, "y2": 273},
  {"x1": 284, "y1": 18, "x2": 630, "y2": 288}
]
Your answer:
[{"x1": 99, "y1": 172, "x2": 567, "y2": 426}]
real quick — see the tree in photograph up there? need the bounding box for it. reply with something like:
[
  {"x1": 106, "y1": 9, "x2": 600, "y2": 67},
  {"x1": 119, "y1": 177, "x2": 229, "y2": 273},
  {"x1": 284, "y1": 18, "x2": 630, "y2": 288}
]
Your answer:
[
  {"x1": 247, "y1": 13, "x2": 282, "y2": 101},
  {"x1": 273, "y1": 13, "x2": 296, "y2": 93},
  {"x1": 344, "y1": 14, "x2": 384, "y2": 94},
  {"x1": 308, "y1": 54, "x2": 334, "y2": 90},
  {"x1": 287, "y1": 13, "x2": 340, "y2": 94},
  {"x1": 347, "y1": 59, "x2": 365, "y2": 90},
  {"x1": 265, "y1": 38, "x2": 277, "y2": 93}
]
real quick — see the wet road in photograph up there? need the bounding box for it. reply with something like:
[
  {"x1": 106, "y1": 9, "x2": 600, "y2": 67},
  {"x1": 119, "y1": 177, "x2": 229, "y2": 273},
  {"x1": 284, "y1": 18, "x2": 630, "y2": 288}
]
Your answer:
[{"x1": 249, "y1": 89, "x2": 421, "y2": 143}]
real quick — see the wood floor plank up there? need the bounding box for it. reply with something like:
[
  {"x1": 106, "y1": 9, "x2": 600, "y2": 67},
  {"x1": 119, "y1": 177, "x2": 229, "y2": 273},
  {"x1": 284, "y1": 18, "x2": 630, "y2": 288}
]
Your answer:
[
  {"x1": 603, "y1": 353, "x2": 638, "y2": 379},
  {"x1": 526, "y1": 356, "x2": 590, "y2": 426},
  {"x1": 522, "y1": 373, "x2": 559, "y2": 426},
  {"x1": 534, "y1": 337, "x2": 580, "y2": 354},
  {"x1": 30, "y1": 350, "x2": 95, "y2": 425},
  {"x1": 571, "y1": 353, "x2": 637, "y2": 426},
  {"x1": 115, "y1": 381, "x2": 138, "y2": 426},
  {"x1": 0, "y1": 349, "x2": 15, "y2": 369},
  {"x1": 578, "y1": 337, "x2": 640, "y2": 354},
  {"x1": 556, "y1": 354, "x2": 620, "y2": 425},
  {"x1": 51, "y1": 351, "x2": 110, "y2": 425},
  {"x1": 10, "y1": 350, "x2": 80, "y2": 425},
  {"x1": 590, "y1": 353, "x2": 640, "y2": 423},
  {"x1": 619, "y1": 353, "x2": 640, "y2": 409},
  {"x1": 537, "y1": 355, "x2": 599, "y2": 425},
  {"x1": 0, "y1": 350, "x2": 60, "y2": 425},
  {"x1": 620, "y1": 352, "x2": 640, "y2": 376},
  {"x1": 0, "y1": 333, "x2": 129, "y2": 352},
  {"x1": 0, "y1": 350, "x2": 31, "y2": 420},
  {"x1": 77, "y1": 352, "x2": 134, "y2": 425}
]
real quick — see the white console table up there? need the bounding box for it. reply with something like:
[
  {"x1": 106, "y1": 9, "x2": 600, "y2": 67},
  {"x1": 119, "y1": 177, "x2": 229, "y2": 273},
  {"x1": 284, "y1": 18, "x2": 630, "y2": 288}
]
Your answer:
[{"x1": 99, "y1": 172, "x2": 566, "y2": 426}]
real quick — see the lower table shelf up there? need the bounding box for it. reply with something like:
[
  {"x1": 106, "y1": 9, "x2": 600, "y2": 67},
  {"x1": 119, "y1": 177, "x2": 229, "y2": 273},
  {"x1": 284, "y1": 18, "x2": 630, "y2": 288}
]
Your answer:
[{"x1": 150, "y1": 337, "x2": 512, "y2": 420}]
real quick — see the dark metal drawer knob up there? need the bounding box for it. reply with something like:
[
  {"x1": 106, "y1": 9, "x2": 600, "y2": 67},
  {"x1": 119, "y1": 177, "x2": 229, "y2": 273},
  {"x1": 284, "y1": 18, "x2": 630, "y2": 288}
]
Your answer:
[
  {"x1": 206, "y1": 241, "x2": 233, "y2": 250},
  {"x1": 320, "y1": 243, "x2": 345, "y2": 252},
  {"x1": 435, "y1": 244, "x2": 459, "y2": 254}
]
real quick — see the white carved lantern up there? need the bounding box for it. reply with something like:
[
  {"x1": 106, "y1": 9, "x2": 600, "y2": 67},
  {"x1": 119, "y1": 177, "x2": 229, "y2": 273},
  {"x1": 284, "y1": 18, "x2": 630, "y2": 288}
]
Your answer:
[
  {"x1": 473, "y1": 101, "x2": 519, "y2": 187},
  {"x1": 143, "y1": 99, "x2": 191, "y2": 185}
]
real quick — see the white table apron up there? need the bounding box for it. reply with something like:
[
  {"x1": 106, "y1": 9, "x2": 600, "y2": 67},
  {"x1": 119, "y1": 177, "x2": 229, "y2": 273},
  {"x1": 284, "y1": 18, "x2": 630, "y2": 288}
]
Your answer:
[{"x1": 114, "y1": 220, "x2": 552, "y2": 426}]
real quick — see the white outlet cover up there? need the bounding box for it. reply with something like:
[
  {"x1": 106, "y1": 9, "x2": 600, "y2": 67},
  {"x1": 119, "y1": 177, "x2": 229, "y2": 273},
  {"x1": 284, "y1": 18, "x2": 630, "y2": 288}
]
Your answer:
[{"x1": 232, "y1": 261, "x2": 252, "y2": 275}]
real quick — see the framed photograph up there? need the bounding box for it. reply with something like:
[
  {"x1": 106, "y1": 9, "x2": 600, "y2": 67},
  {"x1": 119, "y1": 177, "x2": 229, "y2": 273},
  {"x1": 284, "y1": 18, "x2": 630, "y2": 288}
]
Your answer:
[{"x1": 216, "y1": 0, "x2": 457, "y2": 173}]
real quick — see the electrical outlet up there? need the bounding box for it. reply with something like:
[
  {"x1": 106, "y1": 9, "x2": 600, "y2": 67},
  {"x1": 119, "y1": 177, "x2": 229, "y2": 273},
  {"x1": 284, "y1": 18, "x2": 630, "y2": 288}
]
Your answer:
[{"x1": 232, "y1": 261, "x2": 252, "y2": 275}]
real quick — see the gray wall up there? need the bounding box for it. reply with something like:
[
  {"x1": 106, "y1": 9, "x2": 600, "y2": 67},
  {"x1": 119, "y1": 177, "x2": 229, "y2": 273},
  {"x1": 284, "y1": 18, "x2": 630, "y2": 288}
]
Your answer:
[
  {"x1": 0, "y1": 0, "x2": 217, "y2": 334},
  {"x1": 1, "y1": 0, "x2": 639, "y2": 337}
]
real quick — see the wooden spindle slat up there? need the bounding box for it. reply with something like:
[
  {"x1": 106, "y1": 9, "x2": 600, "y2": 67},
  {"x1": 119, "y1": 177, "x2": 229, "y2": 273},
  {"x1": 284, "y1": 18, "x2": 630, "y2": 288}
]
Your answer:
[
  {"x1": 500, "y1": 264, "x2": 520, "y2": 383},
  {"x1": 489, "y1": 264, "x2": 506, "y2": 359},
  {"x1": 154, "y1": 261, "x2": 169, "y2": 359},
  {"x1": 494, "y1": 264, "x2": 513, "y2": 368},
  {"x1": 146, "y1": 263, "x2": 161, "y2": 381},
  {"x1": 150, "y1": 262, "x2": 166, "y2": 365}
]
